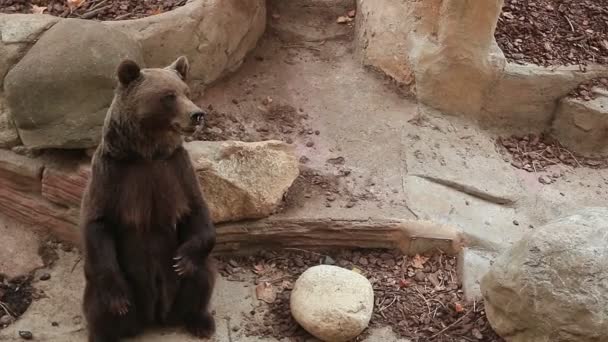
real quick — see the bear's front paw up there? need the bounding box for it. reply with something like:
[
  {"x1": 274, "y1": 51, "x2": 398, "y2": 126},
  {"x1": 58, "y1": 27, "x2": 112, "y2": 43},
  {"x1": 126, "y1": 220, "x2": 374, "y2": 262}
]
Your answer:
[{"x1": 172, "y1": 254, "x2": 198, "y2": 277}]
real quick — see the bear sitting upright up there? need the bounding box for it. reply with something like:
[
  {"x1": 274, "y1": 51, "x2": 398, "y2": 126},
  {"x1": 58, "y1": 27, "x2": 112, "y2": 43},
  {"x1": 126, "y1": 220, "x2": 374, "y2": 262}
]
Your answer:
[{"x1": 81, "y1": 56, "x2": 216, "y2": 342}]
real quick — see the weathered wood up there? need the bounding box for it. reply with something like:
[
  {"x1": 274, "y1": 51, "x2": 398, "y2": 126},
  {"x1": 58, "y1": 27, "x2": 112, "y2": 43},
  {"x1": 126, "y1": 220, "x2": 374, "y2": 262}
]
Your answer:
[{"x1": 215, "y1": 218, "x2": 463, "y2": 255}]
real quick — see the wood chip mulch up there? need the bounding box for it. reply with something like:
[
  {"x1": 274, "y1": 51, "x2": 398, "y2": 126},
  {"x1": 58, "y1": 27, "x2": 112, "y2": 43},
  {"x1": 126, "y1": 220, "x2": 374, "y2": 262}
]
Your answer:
[
  {"x1": 218, "y1": 249, "x2": 504, "y2": 342},
  {"x1": 497, "y1": 133, "x2": 608, "y2": 175},
  {"x1": 0, "y1": 0, "x2": 187, "y2": 21},
  {"x1": 495, "y1": 0, "x2": 608, "y2": 67}
]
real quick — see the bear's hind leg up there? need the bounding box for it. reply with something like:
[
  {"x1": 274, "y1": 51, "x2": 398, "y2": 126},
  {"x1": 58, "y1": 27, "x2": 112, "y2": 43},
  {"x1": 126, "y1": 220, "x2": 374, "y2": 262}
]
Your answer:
[
  {"x1": 84, "y1": 285, "x2": 144, "y2": 342},
  {"x1": 172, "y1": 259, "x2": 216, "y2": 338}
]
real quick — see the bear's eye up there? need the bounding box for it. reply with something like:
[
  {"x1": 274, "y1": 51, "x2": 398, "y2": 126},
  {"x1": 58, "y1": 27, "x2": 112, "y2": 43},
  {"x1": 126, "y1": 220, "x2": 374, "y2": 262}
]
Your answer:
[{"x1": 161, "y1": 93, "x2": 176, "y2": 106}]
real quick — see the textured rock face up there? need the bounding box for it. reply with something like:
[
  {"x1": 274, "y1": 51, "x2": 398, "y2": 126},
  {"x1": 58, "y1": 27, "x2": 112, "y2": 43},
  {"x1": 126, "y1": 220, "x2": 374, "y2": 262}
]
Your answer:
[
  {"x1": 481, "y1": 207, "x2": 608, "y2": 342},
  {"x1": 355, "y1": 0, "x2": 441, "y2": 94},
  {"x1": 4, "y1": 19, "x2": 144, "y2": 150},
  {"x1": 551, "y1": 94, "x2": 608, "y2": 157},
  {"x1": 290, "y1": 265, "x2": 374, "y2": 342},
  {"x1": 0, "y1": 14, "x2": 59, "y2": 81},
  {"x1": 416, "y1": 0, "x2": 505, "y2": 116},
  {"x1": 186, "y1": 140, "x2": 300, "y2": 223},
  {"x1": 0, "y1": 97, "x2": 19, "y2": 148}
]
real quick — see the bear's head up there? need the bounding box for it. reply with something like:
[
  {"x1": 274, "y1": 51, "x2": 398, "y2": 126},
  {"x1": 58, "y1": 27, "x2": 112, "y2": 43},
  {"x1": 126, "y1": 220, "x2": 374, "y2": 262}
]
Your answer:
[{"x1": 101, "y1": 56, "x2": 205, "y2": 160}]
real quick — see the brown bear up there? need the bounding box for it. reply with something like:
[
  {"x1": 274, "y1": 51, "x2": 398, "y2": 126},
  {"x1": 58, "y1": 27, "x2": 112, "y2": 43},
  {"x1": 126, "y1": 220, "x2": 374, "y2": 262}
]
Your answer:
[{"x1": 80, "y1": 56, "x2": 216, "y2": 342}]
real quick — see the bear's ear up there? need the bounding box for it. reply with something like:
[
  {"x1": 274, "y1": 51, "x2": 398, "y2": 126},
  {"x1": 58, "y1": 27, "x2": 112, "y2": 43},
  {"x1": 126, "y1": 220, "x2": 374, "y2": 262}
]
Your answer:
[
  {"x1": 167, "y1": 56, "x2": 189, "y2": 81},
  {"x1": 117, "y1": 59, "x2": 141, "y2": 86}
]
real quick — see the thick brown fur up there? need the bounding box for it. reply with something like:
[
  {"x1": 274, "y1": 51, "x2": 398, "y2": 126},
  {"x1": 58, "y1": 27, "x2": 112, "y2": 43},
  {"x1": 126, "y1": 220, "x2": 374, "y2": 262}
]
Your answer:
[{"x1": 81, "y1": 56, "x2": 216, "y2": 342}]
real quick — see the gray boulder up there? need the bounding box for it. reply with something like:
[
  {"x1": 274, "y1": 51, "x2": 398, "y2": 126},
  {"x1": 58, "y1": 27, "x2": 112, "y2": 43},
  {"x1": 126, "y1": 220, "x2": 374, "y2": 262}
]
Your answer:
[
  {"x1": 4, "y1": 19, "x2": 143, "y2": 149},
  {"x1": 481, "y1": 207, "x2": 608, "y2": 342}
]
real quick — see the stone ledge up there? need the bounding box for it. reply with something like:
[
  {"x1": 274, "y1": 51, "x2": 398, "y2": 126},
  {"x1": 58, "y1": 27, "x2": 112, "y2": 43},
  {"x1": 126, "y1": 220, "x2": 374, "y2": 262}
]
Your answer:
[{"x1": 551, "y1": 95, "x2": 608, "y2": 157}]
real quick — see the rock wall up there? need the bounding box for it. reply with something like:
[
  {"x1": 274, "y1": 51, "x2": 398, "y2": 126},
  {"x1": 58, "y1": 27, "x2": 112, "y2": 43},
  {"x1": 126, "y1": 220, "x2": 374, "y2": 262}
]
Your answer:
[
  {"x1": 0, "y1": 141, "x2": 299, "y2": 244},
  {"x1": 0, "y1": 0, "x2": 266, "y2": 150},
  {"x1": 356, "y1": 0, "x2": 608, "y2": 136}
]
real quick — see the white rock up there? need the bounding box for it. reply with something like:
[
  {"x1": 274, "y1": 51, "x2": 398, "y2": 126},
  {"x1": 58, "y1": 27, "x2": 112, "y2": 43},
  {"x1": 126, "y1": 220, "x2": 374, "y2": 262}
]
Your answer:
[
  {"x1": 290, "y1": 265, "x2": 374, "y2": 342},
  {"x1": 481, "y1": 207, "x2": 608, "y2": 342}
]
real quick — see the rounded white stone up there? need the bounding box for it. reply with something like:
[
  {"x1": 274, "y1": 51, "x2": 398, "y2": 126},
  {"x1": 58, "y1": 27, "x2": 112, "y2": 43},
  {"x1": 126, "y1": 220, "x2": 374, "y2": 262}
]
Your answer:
[{"x1": 290, "y1": 265, "x2": 374, "y2": 342}]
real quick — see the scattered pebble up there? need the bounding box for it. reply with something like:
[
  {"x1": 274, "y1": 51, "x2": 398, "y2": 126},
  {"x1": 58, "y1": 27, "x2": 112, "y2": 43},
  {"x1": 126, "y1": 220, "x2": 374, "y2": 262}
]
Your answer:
[
  {"x1": 19, "y1": 331, "x2": 33, "y2": 340},
  {"x1": 39, "y1": 273, "x2": 51, "y2": 281}
]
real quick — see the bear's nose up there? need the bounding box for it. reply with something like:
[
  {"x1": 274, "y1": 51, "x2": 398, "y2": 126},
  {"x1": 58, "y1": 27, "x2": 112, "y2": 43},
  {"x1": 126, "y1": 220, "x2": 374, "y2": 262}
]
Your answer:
[{"x1": 190, "y1": 111, "x2": 206, "y2": 125}]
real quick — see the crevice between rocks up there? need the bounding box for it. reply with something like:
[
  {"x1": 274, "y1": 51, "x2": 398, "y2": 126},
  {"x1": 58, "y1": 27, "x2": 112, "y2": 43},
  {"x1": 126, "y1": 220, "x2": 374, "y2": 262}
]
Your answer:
[{"x1": 412, "y1": 174, "x2": 516, "y2": 206}]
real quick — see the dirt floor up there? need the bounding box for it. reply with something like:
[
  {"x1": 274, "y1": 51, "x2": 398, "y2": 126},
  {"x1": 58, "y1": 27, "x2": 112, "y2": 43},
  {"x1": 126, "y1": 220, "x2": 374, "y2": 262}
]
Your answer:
[
  {"x1": 495, "y1": 0, "x2": 608, "y2": 66},
  {"x1": 0, "y1": 0, "x2": 186, "y2": 20}
]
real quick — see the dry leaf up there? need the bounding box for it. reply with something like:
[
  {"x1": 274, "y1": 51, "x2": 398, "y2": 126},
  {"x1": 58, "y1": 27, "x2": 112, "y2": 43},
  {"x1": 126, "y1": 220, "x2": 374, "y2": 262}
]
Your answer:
[
  {"x1": 454, "y1": 302, "x2": 464, "y2": 313},
  {"x1": 255, "y1": 282, "x2": 276, "y2": 304},
  {"x1": 351, "y1": 267, "x2": 362, "y2": 274},
  {"x1": 66, "y1": 0, "x2": 86, "y2": 11},
  {"x1": 411, "y1": 254, "x2": 429, "y2": 269},
  {"x1": 502, "y1": 11, "x2": 514, "y2": 20},
  {"x1": 472, "y1": 328, "x2": 483, "y2": 340},
  {"x1": 253, "y1": 263, "x2": 265, "y2": 274},
  {"x1": 398, "y1": 279, "x2": 412, "y2": 288},
  {"x1": 149, "y1": 7, "x2": 163, "y2": 15},
  {"x1": 31, "y1": 5, "x2": 47, "y2": 14},
  {"x1": 336, "y1": 16, "x2": 351, "y2": 24}
]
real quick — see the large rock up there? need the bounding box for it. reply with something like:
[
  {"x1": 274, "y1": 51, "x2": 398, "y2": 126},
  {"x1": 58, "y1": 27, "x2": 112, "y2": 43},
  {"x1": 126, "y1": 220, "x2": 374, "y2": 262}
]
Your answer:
[
  {"x1": 551, "y1": 94, "x2": 608, "y2": 157},
  {"x1": 106, "y1": 0, "x2": 266, "y2": 87},
  {"x1": 4, "y1": 19, "x2": 144, "y2": 149},
  {"x1": 415, "y1": 0, "x2": 505, "y2": 116},
  {"x1": 186, "y1": 140, "x2": 299, "y2": 223},
  {"x1": 290, "y1": 265, "x2": 374, "y2": 342},
  {"x1": 355, "y1": 0, "x2": 441, "y2": 94},
  {"x1": 481, "y1": 207, "x2": 608, "y2": 342}
]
